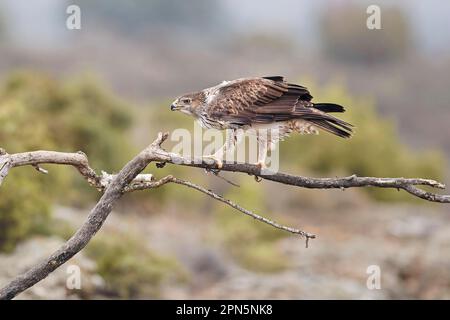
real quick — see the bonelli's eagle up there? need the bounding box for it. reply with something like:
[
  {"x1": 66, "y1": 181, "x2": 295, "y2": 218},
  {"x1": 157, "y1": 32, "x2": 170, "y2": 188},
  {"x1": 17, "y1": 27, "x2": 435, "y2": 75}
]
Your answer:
[{"x1": 170, "y1": 76, "x2": 353, "y2": 168}]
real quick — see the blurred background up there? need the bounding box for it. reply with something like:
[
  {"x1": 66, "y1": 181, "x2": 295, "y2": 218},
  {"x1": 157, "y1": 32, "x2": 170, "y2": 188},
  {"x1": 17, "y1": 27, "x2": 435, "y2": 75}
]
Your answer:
[{"x1": 0, "y1": 0, "x2": 450, "y2": 299}]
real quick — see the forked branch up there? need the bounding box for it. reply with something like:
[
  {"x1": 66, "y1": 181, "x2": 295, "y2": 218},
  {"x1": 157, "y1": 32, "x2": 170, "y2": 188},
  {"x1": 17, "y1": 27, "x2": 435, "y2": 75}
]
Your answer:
[{"x1": 0, "y1": 132, "x2": 449, "y2": 299}]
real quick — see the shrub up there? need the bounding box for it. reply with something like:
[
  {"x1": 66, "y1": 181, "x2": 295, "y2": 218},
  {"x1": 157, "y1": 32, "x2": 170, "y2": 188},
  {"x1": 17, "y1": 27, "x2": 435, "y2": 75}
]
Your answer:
[
  {"x1": 0, "y1": 71, "x2": 135, "y2": 251},
  {"x1": 85, "y1": 233, "x2": 186, "y2": 298}
]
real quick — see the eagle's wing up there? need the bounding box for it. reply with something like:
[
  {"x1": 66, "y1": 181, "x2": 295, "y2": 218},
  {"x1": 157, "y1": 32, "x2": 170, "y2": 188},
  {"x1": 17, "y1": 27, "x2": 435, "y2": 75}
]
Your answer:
[
  {"x1": 206, "y1": 76, "x2": 352, "y2": 138},
  {"x1": 206, "y1": 76, "x2": 312, "y2": 126}
]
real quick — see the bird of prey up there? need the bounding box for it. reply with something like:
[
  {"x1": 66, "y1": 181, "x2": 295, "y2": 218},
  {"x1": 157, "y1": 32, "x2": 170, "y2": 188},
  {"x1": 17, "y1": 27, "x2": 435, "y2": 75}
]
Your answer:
[{"x1": 170, "y1": 76, "x2": 353, "y2": 169}]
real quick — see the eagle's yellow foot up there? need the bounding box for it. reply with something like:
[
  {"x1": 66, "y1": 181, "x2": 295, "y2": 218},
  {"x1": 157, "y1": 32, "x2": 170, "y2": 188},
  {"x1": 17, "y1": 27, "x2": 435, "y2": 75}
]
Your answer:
[{"x1": 203, "y1": 155, "x2": 223, "y2": 169}]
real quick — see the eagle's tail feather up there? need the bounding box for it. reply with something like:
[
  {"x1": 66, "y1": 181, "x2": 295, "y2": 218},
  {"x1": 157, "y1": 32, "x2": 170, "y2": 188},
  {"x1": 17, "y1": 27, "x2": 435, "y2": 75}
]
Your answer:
[
  {"x1": 307, "y1": 118, "x2": 352, "y2": 138},
  {"x1": 308, "y1": 118, "x2": 353, "y2": 138},
  {"x1": 298, "y1": 102, "x2": 353, "y2": 138},
  {"x1": 313, "y1": 103, "x2": 345, "y2": 113},
  {"x1": 293, "y1": 105, "x2": 353, "y2": 138}
]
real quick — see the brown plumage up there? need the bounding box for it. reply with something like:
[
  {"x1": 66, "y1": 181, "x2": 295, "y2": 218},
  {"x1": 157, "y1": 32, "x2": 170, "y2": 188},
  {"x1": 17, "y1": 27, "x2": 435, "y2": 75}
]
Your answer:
[{"x1": 170, "y1": 76, "x2": 353, "y2": 168}]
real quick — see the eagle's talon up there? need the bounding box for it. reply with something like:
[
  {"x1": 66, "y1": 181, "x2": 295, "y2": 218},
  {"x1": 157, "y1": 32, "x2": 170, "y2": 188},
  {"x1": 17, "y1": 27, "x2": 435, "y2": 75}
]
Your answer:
[
  {"x1": 255, "y1": 161, "x2": 267, "y2": 171},
  {"x1": 203, "y1": 155, "x2": 223, "y2": 169},
  {"x1": 156, "y1": 162, "x2": 166, "y2": 169}
]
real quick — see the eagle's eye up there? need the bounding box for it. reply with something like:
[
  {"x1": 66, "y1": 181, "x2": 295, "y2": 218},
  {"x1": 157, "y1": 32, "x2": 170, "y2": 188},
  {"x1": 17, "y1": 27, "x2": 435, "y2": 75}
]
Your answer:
[{"x1": 181, "y1": 98, "x2": 191, "y2": 104}]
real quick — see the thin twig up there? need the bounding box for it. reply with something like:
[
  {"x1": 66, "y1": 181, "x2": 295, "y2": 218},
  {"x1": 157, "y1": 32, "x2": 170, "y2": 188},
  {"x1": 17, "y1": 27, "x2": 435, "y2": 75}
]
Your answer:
[
  {"x1": 204, "y1": 167, "x2": 240, "y2": 187},
  {"x1": 170, "y1": 177, "x2": 315, "y2": 243}
]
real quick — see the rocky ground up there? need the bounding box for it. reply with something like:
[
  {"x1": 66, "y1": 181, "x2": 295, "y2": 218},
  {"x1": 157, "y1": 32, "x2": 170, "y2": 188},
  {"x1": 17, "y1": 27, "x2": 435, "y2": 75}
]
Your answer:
[{"x1": 1, "y1": 197, "x2": 449, "y2": 299}]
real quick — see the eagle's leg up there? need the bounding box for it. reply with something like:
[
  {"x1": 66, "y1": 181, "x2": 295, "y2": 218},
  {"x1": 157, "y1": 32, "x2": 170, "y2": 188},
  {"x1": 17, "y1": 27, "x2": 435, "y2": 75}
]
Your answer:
[
  {"x1": 204, "y1": 129, "x2": 236, "y2": 169},
  {"x1": 256, "y1": 130, "x2": 268, "y2": 170},
  {"x1": 256, "y1": 129, "x2": 279, "y2": 169}
]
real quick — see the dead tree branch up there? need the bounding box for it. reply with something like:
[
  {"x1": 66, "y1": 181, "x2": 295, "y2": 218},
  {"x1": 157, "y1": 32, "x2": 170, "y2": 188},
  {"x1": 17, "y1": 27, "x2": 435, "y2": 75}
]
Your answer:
[
  {"x1": 0, "y1": 133, "x2": 168, "y2": 299},
  {"x1": 0, "y1": 131, "x2": 449, "y2": 299},
  {"x1": 0, "y1": 148, "x2": 154, "y2": 190},
  {"x1": 170, "y1": 177, "x2": 316, "y2": 241},
  {"x1": 160, "y1": 153, "x2": 449, "y2": 203},
  {"x1": 0, "y1": 133, "x2": 311, "y2": 299}
]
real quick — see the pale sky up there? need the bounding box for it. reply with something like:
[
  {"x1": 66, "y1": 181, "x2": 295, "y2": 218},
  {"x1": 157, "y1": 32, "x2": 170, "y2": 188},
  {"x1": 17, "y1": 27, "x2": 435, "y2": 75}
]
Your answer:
[{"x1": 1, "y1": 0, "x2": 450, "y2": 54}]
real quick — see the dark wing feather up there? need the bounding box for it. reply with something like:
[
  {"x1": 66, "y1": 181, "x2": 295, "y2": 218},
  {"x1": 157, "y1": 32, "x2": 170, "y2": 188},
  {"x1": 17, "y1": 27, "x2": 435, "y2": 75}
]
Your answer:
[
  {"x1": 262, "y1": 76, "x2": 285, "y2": 82},
  {"x1": 207, "y1": 77, "x2": 290, "y2": 125},
  {"x1": 207, "y1": 76, "x2": 312, "y2": 122}
]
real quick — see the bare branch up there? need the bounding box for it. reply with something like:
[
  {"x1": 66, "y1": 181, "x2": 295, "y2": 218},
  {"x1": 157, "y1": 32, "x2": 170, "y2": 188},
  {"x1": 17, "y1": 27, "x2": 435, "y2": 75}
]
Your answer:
[
  {"x1": 1, "y1": 132, "x2": 307, "y2": 299},
  {"x1": 156, "y1": 153, "x2": 450, "y2": 203},
  {"x1": 2, "y1": 135, "x2": 448, "y2": 202},
  {"x1": 0, "y1": 149, "x2": 154, "y2": 191},
  {"x1": 0, "y1": 130, "x2": 449, "y2": 299},
  {"x1": 170, "y1": 177, "x2": 315, "y2": 242},
  {"x1": 121, "y1": 175, "x2": 312, "y2": 241},
  {"x1": 0, "y1": 132, "x2": 169, "y2": 300}
]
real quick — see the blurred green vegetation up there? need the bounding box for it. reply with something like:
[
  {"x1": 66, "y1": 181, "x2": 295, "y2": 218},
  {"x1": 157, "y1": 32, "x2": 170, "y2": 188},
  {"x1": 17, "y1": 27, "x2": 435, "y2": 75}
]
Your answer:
[
  {"x1": 85, "y1": 233, "x2": 186, "y2": 298},
  {"x1": 40, "y1": 217, "x2": 186, "y2": 298},
  {"x1": 0, "y1": 71, "x2": 135, "y2": 251},
  {"x1": 320, "y1": 5, "x2": 411, "y2": 63},
  {"x1": 214, "y1": 180, "x2": 290, "y2": 273},
  {"x1": 0, "y1": 169, "x2": 51, "y2": 252}
]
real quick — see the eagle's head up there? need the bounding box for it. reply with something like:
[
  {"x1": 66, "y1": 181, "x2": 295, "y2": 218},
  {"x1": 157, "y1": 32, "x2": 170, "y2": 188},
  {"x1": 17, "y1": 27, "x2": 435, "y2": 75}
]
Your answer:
[{"x1": 170, "y1": 92, "x2": 205, "y2": 116}]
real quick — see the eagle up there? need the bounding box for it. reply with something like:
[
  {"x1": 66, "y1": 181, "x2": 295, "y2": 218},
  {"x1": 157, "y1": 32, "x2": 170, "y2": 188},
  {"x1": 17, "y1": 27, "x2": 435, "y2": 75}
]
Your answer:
[{"x1": 170, "y1": 76, "x2": 353, "y2": 169}]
